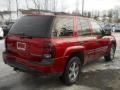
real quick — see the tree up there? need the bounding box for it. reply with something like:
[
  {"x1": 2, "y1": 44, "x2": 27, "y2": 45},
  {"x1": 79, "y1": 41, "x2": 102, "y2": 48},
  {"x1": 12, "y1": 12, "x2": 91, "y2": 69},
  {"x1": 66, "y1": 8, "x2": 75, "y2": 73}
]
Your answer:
[
  {"x1": 32, "y1": 0, "x2": 40, "y2": 12},
  {"x1": 72, "y1": 10, "x2": 81, "y2": 16},
  {"x1": 87, "y1": 12, "x2": 91, "y2": 18},
  {"x1": 102, "y1": 14, "x2": 106, "y2": 22},
  {"x1": 7, "y1": 0, "x2": 12, "y2": 21},
  {"x1": 60, "y1": 0, "x2": 67, "y2": 12},
  {"x1": 94, "y1": 16, "x2": 98, "y2": 20},
  {"x1": 113, "y1": 6, "x2": 120, "y2": 23},
  {"x1": 25, "y1": 0, "x2": 29, "y2": 9},
  {"x1": 108, "y1": 10, "x2": 113, "y2": 23},
  {"x1": 50, "y1": 0, "x2": 57, "y2": 12}
]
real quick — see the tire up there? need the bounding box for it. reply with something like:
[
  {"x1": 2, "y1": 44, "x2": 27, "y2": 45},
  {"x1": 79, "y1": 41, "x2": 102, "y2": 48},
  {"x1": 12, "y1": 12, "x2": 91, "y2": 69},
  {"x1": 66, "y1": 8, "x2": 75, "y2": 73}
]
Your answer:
[
  {"x1": 104, "y1": 44, "x2": 116, "y2": 61},
  {"x1": 0, "y1": 37, "x2": 3, "y2": 40},
  {"x1": 61, "y1": 56, "x2": 81, "y2": 85}
]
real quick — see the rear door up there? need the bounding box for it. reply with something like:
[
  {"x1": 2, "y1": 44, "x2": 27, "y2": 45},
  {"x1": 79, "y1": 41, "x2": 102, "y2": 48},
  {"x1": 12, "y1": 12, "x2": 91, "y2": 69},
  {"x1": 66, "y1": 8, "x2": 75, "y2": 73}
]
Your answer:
[
  {"x1": 77, "y1": 18, "x2": 97, "y2": 63},
  {"x1": 90, "y1": 20, "x2": 110, "y2": 58}
]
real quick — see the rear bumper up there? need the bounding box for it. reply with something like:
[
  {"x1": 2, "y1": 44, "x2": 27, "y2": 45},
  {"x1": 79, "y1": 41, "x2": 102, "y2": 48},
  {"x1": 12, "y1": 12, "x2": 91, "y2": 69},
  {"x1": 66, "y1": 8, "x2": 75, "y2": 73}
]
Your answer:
[
  {"x1": 4, "y1": 56, "x2": 42, "y2": 75},
  {"x1": 2, "y1": 52, "x2": 57, "y2": 74}
]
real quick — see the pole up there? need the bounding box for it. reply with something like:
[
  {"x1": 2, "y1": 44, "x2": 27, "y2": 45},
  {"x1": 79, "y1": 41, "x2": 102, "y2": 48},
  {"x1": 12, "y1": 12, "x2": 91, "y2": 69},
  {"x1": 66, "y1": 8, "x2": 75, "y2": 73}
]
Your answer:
[
  {"x1": 82, "y1": 0, "x2": 84, "y2": 16},
  {"x1": 16, "y1": 0, "x2": 19, "y2": 18}
]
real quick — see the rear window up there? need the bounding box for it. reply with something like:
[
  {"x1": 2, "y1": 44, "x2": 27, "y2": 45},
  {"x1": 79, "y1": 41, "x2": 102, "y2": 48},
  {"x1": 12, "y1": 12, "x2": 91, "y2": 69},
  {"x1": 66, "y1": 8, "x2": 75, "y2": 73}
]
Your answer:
[{"x1": 9, "y1": 15, "x2": 54, "y2": 37}]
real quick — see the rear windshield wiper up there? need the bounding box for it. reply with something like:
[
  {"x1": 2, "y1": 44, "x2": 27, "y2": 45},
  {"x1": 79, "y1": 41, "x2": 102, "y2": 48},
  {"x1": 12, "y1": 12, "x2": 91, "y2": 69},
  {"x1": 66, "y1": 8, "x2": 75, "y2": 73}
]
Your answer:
[
  {"x1": 14, "y1": 32, "x2": 33, "y2": 39},
  {"x1": 8, "y1": 32, "x2": 33, "y2": 39},
  {"x1": 20, "y1": 34, "x2": 33, "y2": 39}
]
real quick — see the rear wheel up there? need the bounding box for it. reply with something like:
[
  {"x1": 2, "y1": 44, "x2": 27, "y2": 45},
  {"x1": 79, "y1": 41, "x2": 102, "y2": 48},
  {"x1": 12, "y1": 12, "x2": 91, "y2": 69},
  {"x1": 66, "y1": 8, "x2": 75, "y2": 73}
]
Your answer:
[
  {"x1": 104, "y1": 44, "x2": 116, "y2": 61},
  {"x1": 61, "y1": 56, "x2": 81, "y2": 85},
  {"x1": 0, "y1": 37, "x2": 3, "y2": 40}
]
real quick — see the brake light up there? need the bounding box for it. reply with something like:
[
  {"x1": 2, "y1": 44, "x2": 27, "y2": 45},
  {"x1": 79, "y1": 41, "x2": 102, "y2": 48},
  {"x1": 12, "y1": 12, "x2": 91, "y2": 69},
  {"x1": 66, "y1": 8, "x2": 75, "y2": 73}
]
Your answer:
[
  {"x1": 30, "y1": 41, "x2": 56, "y2": 65},
  {"x1": 43, "y1": 41, "x2": 55, "y2": 59}
]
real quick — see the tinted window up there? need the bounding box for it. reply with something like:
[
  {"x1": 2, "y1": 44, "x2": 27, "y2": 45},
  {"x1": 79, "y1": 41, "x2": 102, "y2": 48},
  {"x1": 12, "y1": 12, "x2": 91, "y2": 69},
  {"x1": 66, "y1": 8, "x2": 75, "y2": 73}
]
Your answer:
[
  {"x1": 8, "y1": 23, "x2": 14, "y2": 29},
  {"x1": 9, "y1": 16, "x2": 54, "y2": 37},
  {"x1": 91, "y1": 21, "x2": 102, "y2": 35},
  {"x1": 52, "y1": 17, "x2": 73, "y2": 37},
  {"x1": 78, "y1": 18, "x2": 91, "y2": 36}
]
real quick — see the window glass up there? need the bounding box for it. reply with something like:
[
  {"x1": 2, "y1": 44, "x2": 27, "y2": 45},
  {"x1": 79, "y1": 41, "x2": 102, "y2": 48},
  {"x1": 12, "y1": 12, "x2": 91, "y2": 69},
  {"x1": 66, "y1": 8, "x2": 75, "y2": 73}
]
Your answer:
[
  {"x1": 52, "y1": 17, "x2": 73, "y2": 37},
  {"x1": 78, "y1": 18, "x2": 91, "y2": 36},
  {"x1": 91, "y1": 21, "x2": 102, "y2": 35},
  {"x1": 9, "y1": 16, "x2": 54, "y2": 37}
]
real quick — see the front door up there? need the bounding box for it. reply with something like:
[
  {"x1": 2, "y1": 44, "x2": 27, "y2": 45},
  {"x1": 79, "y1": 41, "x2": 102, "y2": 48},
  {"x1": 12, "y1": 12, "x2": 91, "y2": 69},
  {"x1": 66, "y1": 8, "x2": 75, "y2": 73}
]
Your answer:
[
  {"x1": 77, "y1": 18, "x2": 97, "y2": 64},
  {"x1": 90, "y1": 20, "x2": 109, "y2": 59}
]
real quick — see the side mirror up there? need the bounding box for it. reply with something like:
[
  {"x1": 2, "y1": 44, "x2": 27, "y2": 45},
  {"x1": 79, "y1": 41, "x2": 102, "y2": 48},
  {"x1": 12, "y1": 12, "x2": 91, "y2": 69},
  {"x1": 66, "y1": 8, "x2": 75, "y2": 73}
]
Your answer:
[{"x1": 104, "y1": 30, "x2": 111, "y2": 36}]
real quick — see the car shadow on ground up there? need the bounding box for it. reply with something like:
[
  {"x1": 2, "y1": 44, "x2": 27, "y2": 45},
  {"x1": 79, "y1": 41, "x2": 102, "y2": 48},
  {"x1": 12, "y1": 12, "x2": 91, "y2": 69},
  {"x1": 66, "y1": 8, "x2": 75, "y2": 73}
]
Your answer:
[{"x1": 20, "y1": 73, "x2": 64, "y2": 88}]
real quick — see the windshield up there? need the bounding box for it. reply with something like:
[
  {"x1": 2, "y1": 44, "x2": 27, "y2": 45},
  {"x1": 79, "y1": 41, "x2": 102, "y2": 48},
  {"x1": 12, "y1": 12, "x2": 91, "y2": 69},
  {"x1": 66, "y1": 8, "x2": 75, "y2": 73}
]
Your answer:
[{"x1": 9, "y1": 15, "x2": 54, "y2": 37}]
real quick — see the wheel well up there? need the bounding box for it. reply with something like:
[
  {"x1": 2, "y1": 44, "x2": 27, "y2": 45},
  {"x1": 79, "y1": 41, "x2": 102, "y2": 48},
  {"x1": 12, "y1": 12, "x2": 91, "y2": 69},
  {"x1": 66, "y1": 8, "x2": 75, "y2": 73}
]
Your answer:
[
  {"x1": 68, "y1": 52, "x2": 84, "y2": 66},
  {"x1": 112, "y1": 41, "x2": 116, "y2": 48}
]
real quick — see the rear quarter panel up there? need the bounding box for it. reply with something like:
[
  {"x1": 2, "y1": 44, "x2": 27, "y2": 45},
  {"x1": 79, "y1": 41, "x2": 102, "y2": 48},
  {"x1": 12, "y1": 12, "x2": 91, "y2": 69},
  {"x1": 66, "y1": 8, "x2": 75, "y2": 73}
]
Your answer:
[{"x1": 50, "y1": 37, "x2": 84, "y2": 72}]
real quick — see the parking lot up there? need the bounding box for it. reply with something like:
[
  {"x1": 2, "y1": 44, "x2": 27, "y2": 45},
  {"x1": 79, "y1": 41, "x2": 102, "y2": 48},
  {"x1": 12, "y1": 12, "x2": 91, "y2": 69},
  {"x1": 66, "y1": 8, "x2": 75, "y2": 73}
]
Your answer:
[{"x1": 0, "y1": 33, "x2": 120, "y2": 90}]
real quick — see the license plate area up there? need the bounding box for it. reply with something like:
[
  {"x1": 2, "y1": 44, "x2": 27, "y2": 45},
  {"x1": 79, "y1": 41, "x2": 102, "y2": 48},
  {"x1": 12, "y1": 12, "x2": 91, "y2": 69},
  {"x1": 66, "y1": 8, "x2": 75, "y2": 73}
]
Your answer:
[{"x1": 17, "y1": 42, "x2": 26, "y2": 51}]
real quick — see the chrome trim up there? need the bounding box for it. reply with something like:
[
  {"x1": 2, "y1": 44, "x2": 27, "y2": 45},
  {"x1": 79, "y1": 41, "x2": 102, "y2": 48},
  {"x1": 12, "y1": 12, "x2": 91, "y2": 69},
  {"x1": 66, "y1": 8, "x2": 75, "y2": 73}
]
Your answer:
[{"x1": 30, "y1": 53, "x2": 42, "y2": 57}]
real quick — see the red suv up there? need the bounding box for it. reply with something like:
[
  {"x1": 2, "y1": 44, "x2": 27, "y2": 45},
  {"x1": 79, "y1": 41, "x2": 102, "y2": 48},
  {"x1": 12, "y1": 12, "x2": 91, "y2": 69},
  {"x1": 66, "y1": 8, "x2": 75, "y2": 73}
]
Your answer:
[{"x1": 3, "y1": 15, "x2": 116, "y2": 85}]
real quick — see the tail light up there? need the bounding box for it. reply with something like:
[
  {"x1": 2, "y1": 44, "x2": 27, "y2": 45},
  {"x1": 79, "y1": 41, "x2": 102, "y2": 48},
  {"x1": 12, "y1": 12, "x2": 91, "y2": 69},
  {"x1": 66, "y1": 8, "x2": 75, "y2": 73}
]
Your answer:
[
  {"x1": 39, "y1": 41, "x2": 55, "y2": 65},
  {"x1": 43, "y1": 41, "x2": 55, "y2": 59}
]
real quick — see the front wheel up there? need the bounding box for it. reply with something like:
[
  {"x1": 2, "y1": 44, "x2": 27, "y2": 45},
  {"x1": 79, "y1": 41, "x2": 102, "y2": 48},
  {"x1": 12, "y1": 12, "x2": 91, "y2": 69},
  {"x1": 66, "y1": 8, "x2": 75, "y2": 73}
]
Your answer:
[
  {"x1": 104, "y1": 44, "x2": 116, "y2": 61},
  {"x1": 61, "y1": 56, "x2": 81, "y2": 85}
]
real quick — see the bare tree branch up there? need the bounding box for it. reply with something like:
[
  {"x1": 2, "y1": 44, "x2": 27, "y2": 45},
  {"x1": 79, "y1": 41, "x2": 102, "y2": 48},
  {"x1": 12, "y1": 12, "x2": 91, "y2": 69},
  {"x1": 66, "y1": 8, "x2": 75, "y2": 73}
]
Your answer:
[{"x1": 32, "y1": 0, "x2": 41, "y2": 12}]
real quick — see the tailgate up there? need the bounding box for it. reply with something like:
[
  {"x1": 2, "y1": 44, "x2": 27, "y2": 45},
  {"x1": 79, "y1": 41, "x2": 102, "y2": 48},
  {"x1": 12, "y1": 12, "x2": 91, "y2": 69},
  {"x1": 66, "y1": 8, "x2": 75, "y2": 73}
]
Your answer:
[{"x1": 6, "y1": 35, "x2": 46, "y2": 61}]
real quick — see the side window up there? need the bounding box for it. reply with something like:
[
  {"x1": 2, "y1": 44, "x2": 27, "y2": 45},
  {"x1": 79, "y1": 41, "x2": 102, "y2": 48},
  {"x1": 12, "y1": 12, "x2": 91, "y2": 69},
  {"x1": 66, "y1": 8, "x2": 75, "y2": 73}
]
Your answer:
[
  {"x1": 91, "y1": 21, "x2": 102, "y2": 35},
  {"x1": 52, "y1": 17, "x2": 73, "y2": 37},
  {"x1": 78, "y1": 18, "x2": 91, "y2": 36}
]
